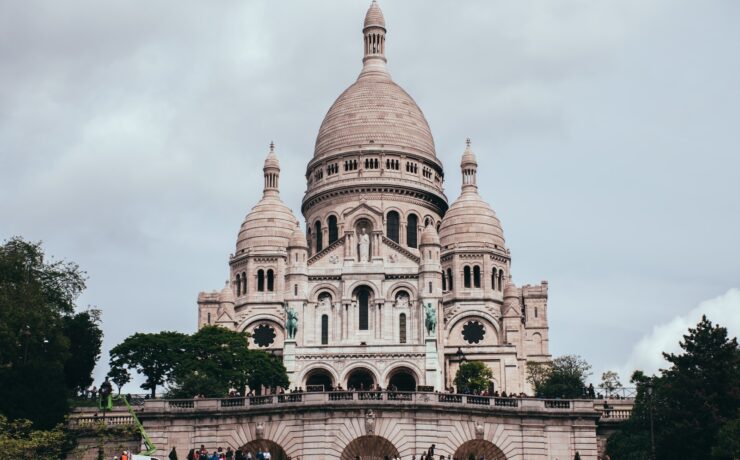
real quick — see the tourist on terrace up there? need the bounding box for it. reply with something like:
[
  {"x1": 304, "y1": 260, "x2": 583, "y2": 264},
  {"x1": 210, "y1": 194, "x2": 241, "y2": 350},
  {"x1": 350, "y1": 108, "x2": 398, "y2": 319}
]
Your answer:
[{"x1": 169, "y1": 446, "x2": 178, "y2": 460}]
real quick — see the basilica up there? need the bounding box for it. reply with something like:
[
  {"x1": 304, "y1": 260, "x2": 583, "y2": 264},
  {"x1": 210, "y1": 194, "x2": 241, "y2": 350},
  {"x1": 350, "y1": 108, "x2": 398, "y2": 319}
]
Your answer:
[{"x1": 197, "y1": 0, "x2": 550, "y2": 395}]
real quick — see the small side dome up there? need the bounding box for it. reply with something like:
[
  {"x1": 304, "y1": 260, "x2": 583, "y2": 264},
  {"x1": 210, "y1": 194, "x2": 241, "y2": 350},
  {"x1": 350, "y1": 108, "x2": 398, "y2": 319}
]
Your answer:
[
  {"x1": 289, "y1": 223, "x2": 308, "y2": 248},
  {"x1": 219, "y1": 280, "x2": 235, "y2": 304},
  {"x1": 503, "y1": 279, "x2": 518, "y2": 298},
  {"x1": 420, "y1": 223, "x2": 440, "y2": 246},
  {"x1": 364, "y1": 0, "x2": 385, "y2": 30}
]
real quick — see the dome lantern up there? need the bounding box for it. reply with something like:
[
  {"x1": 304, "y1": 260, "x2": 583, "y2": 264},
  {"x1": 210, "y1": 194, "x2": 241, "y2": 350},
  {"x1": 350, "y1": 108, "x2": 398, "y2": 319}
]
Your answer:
[{"x1": 263, "y1": 141, "x2": 281, "y2": 197}]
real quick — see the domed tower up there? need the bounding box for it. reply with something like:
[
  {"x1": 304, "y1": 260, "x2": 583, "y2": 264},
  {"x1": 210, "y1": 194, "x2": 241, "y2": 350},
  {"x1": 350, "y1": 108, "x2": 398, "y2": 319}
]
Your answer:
[
  {"x1": 302, "y1": 0, "x2": 448, "y2": 258},
  {"x1": 226, "y1": 143, "x2": 298, "y2": 352}
]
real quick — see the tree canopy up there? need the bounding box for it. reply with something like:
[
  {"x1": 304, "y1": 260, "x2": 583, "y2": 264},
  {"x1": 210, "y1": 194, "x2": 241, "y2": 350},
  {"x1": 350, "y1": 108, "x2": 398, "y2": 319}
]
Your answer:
[
  {"x1": 108, "y1": 331, "x2": 188, "y2": 398},
  {"x1": 454, "y1": 361, "x2": 493, "y2": 394},
  {"x1": 526, "y1": 355, "x2": 592, "y2": 398},
  {"x1": 606, "y1": 315, "x2": 740, "y2": 460},
  {"x1": 0, "y1": 237, "x2": 103, "y2": 428},
  {"x1": 110, "y1": 326, "x2": 289, "y2": 398}
]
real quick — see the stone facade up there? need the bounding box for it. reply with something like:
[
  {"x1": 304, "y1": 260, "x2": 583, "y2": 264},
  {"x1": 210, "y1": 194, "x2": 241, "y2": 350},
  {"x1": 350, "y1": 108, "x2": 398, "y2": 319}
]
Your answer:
[
  {"x1": 140, "y1": 395, "x2": 600, "y2": 460},
  {"x1": 198, "y1": 1, "x2": 550, "y2": 396}
]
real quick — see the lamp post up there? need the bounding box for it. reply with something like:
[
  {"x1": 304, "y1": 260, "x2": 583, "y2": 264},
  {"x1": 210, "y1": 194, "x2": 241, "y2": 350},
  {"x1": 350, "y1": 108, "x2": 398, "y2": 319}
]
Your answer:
[{"x1": 647, "y1": 382, "x2": 656, "y2": 460}]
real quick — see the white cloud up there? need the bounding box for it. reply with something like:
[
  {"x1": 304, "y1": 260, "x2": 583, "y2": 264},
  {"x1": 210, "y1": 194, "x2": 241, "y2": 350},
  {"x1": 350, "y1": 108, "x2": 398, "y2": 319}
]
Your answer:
[{"x1": 618, "y1": 288, "x2": 740, "y2": 380}]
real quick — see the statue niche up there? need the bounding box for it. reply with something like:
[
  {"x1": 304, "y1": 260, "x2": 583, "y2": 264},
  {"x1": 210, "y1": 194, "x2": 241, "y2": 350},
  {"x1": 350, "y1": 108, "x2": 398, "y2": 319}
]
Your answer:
[{"x1": 355, "y1": 219, "x2": 373, "y2": 262}]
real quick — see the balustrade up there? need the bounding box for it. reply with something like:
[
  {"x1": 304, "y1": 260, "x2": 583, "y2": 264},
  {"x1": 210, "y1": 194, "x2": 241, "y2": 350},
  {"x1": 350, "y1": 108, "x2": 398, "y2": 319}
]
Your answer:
[
  {"x1": 249, "y1": 395, "x2": 274, "y2": 406},
  {"x1": 494, "y1": 398, "x2": 519, "y2": 407},
  {"x1": 544, "y1": 400, "x2": 571, "y2": 409},
  {"x1": 466, "y1": 395, "x2": 490, "y2": 405},
  {"x1": 328, "y1": 391, "x2": 354, "y2": 401}
]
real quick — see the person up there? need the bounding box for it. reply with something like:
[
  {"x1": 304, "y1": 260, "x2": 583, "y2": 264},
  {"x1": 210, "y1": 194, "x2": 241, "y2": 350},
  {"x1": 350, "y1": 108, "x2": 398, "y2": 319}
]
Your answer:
[
  {"x1": 187, "y1": 448, "x2": 196, "y2": 460},
  {"x1": 169, "y1": 447, "x2": 178, "y2": 460},
  {"x1": 226, "y1": 447, "x2": 234, "y2": 460},
  {"x1": 121, "y1": 451, "x2": 128, "y2": 460},
  {"x1": 211, "y1": 451, "x2": 219, "y2": 460}
]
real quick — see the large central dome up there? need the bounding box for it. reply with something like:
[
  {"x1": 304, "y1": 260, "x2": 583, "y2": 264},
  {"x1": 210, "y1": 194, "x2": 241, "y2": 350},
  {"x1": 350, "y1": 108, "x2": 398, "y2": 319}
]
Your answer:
[
  {"x1": 312, "y1": 1, "x2": 437, "y2": 162},
  {"x1": 314, "y1": 73, "x2": 436, "y2": 161}
]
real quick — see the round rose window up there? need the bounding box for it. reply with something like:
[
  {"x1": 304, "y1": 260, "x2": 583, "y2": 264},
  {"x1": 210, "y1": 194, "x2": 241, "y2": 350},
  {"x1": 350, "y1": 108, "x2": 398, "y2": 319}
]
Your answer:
[
  {"x1": 252, "y1": 324, "x2": 276, "y2": 347},
  {"x1": 462, "y1": 321, "x2": 486, "y2": 344}
]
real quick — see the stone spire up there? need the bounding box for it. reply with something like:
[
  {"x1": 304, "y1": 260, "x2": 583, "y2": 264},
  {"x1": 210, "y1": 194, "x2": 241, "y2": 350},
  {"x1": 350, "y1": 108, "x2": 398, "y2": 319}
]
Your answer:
[
  {"x1": 360, "y1": 1, "x2": 389, "y2": 79},
  {"x1": 263, "y1": 141, "x2": 281, "y2": 197},
  {"x1": 461, "y1": 138, "x2": 478, "y2": 192}
]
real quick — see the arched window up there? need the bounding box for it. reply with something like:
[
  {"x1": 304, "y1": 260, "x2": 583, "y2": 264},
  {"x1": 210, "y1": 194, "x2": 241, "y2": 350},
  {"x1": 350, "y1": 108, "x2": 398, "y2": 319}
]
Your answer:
[
  {"x1": 207, "y1": 312, "x2": 211, "y2": 324},
  {"x1": 447, "y1": 268, "x2": 453, "y2": 290},
  {"x1": 464, "y1": 266, "x2": 471, "y2": 288},
  {"x1": 328, "y1": 215, "x2": 338, "y2": 244},
  {"x1": 314, "y1": 221, "x2": 323, "y2": 252},
  {"x1": 386, "y1": 211, "x2": 400, "y2": 243},
  {"x1": 321, "y1": 314, "x2": 329, "y2": 345},
  {"x1": 236, "y1": 274, "x2": 241, "y2": 296},
  {"x1": 399, "y1": 313, "x2": 407, "y2": 344},
  {"x1": 267, "y1": 269, "x2": 274, "y2": 292},
  {"x1": 498, "y1": 270, "x2": 504, "y2": 291},
  {"x1": 407, "y1": 214, "x2": 418, "y2": 248},
  {"x1": 257, "y1": 270, "x2": 265, "y2": 292},
  {"x1": 294, "y1": 284, "x2": 298, "y2": 296},
  {"x1": 241, "y1": 271, "x2": 247, "y2": 295},
  {"x1": 442, "y1": 271, "x2": 447, "y2": 291},
  {"x1": 491, "y1": 268, "x2": 497, "y2": 291},
  {"x1": 358, "y1": 288, "x2": 370, "y2": 330},
  {"x1": 473, "y1": 266, "x2": 481, "y2": 288}
]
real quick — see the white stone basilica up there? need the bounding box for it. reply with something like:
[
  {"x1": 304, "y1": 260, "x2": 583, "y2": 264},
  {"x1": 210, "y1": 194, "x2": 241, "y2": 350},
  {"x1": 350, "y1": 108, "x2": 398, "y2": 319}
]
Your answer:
[{"x1": 197, "y1": 1, "x2": 550, "y2": 395}]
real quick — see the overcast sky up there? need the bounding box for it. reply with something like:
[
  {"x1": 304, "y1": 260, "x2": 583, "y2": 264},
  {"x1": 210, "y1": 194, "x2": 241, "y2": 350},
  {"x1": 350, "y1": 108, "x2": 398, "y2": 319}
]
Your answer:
[{"x1": 2, "y1": 0, "x2": 739, "y2": 391}]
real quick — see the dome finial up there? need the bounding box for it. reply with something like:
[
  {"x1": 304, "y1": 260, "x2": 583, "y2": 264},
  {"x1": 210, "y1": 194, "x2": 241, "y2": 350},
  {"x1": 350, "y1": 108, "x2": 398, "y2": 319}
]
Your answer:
[
  {"x1": 263, "y1": 142, "x2": 281, "y2": 196},
  {"x1": 461, "y1": 139, "x2": 478, "y2": 192},
  {"x1": 360, "y1": 0, "x2": 388, "y2": 79}
]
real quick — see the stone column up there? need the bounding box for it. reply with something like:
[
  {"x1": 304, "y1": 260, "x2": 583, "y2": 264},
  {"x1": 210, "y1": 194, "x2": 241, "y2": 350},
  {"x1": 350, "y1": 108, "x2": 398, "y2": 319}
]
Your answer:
[{"x1": 283, "y1": 339, "x2": 297, "y2": 387}]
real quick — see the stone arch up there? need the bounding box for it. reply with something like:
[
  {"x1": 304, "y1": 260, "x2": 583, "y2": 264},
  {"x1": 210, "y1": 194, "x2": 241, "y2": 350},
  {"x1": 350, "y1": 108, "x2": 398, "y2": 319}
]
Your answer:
[
  {"x1": 348, "y1": 212, "x2": 382, "y2": 231},
  {"x1": 341, "y1": 435, "x2": 399, "y2": 460},
  {"x1": 446, "y1": 313, "x2": 500, "y2": 346},
  {"x1": 308, "y1": 283, "x2": 341, "y2": 302},
  {"x1": 384, "y1": 364, "x2": 421, "y2": 391},
  {"x1": 532, "y1": 332, "x2": 544, "y2": 355},
  {"x1": 386, "y1": 281, "x2": 418, "y2": 301},
  {"x1": 340, "y1": 363, "x2": 380, "y2": 390},
  {"x1": 346, "y1": 280, "x2": 381, "y2": 300},
  {"x1": 303, "y1": 366, "x2": 336, "y2": 391},
  {"x1": 453, "y1": 439, "x2": 507, "y2": 460},
  {"x1": 241, "y1": 439, "x2": 288, "y2": 460},
  {"x1": 240, "y1": 317, "x2": 285, "y2": 349},
  {"x1": 299, "y1": 364, "x2": 340, "y2": 389}
]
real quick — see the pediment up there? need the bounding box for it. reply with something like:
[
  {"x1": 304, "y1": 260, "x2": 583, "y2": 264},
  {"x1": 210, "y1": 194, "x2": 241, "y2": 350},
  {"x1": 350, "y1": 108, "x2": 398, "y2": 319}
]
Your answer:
[
  {"x1": 381, "y1": 236, "x2": 420, "y2": 264},
  {"x1": 308, "y1": 237, "x2": 345, "y2": 267},
  {"x1": 341, "y1": 201, "x2": 383, "y2": 220},
  {"x1": 215, "y1": 309, "x2": 236, "y2": 325}
]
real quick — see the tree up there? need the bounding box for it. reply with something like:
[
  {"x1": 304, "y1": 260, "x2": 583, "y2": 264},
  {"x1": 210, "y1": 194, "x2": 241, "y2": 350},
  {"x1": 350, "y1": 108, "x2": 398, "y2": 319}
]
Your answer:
[
  {"x1": 63, "y1": 309, "x2": 103, "y2": 394},
  {"x1": 454, "y1": 361, "x2": 493, "y2": 394},
  {"x1": 169, "y1": 326, "x2": 288, "y2": 397},
  {"x1": 107, "y1": 366, "x2": 131, "y2": 395},
  {"x1": 607, "y1": 316, "x2": 740, "y2": 460},
  {"x1": 527, "y1": 355, "x2": 591, "y2": 398},
  {"x1": 598, "y1": 370, "x2": 622, "y2": 397},
  {"x1": 713, "y1": 414, "x2": 740, "y2": 459},
  {"x1": 0, "y1": 415, "x2": 70, "y2": 459},
  {"x1": 109, "y1": 331, "x2": 188, "y2": 398},
  {"x1": 0, "y1": 237, "x2": 101, "y2": 428}
]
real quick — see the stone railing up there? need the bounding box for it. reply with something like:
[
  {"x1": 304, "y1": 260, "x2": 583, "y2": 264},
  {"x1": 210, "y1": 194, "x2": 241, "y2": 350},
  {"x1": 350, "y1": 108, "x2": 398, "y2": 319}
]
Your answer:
[
  {"x1": 142, "y1": 392, "x2": 598, "y2": 417},
  {"x1": 594, "y1": 399, "x2": 634, "y2": 422},
  {"x1": 69, "y1": 414, "x2": 136, "y2": 428}
]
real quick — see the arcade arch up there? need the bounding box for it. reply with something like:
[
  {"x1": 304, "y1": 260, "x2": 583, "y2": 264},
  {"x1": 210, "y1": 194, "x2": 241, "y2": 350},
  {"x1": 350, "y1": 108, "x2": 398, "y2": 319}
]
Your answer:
[
  {"x1": 305, "y1": 368, "x2": 335, "y2": 391},
  {"x1": 386, "y1": 366, "x2": 418, "y2": 391},
  {"x1": 341, "y1": 435, "x2": 399, "y2": 460},
  {"x1": 241, "y1": 440, "x2": 288, "y2": 460},
  {"x1": 453, "y1": 440, "x2": 507, "y2": 460}
]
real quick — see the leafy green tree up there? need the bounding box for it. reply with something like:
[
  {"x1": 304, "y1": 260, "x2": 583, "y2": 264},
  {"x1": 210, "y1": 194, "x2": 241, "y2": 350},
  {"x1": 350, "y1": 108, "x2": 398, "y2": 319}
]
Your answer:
[
  {"x1": 244, "y1": 350, "x2": 289, "y2": 394},
  {"x1": 607, "y1": 316, "x2": 740, "y2": 460},
  {"x1": 0, "y1": 415, "x2": 71, "y2": 459},
  {"x1": 169, "y1": 326, "x2": 288, "y2": 397},
  {"x1": 63, "y1": 309, "x2": 103, "y2": 394},
  {"x1": 713, "y1": 413, "x2": 740, "y2": 459},
  {"x1": 109, "y1": 331, "x2": 188, "y2": 398},
  {"x1": 107, "y1": 366, "x2": 131, "y2": 395},
  {"x1": 0, "y1": 237, "x2": 101, "y2": 428},
  {"x1": 454, "y1": 361, "x2": 493, "y2": 394},
  {"x1": 527, "y1": 355, "x2": 591, "y2": 398},
  {"x1": 599, "y1": 370, "x2": 622, "y2": 397}
]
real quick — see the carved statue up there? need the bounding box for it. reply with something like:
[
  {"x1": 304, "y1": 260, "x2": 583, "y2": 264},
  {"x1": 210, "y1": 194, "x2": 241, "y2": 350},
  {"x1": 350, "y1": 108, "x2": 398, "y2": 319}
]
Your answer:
[
  {"x1": 284, "y1": 304, "x2": 298, "y2": 339},
  {"x1": 318, "y1": 294, "x2": 332, "y2": 309},
  {"x1": 256, "y1": 421, "x2": 264, "y2": 439},
  {"x1": 395, "y1": 293, "x2": 409, "y2": 309},
  {"x1": 424, "y1": 302, "x2": 437, "y2": 336},
  {"x1": 365, "y1": 409, "x2": 375, "y2": 435},
  {"x1": 475, "y1": 421, "x2": 484, "y2": 439},
  {"x1": 358, "y1": 228, "x2": 370, "y2": 262}
]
